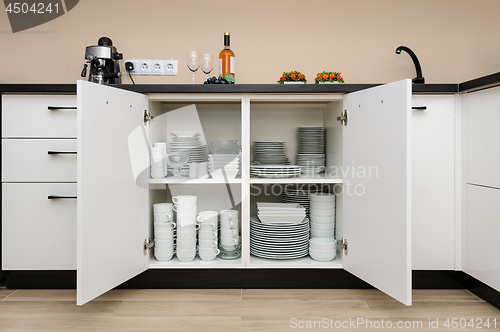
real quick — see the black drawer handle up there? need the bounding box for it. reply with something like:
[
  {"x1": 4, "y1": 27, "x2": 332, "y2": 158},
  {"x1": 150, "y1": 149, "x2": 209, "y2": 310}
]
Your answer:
[
  {"x1": 48, "y1": 195, "x2": 77, "y2": 199},
  {"x1": 412, "y1": 106, "x2": 427, "y2": 110},
  {"x1": 48, "y1": 151, "x2": 77, "y2": 155},
  {"x1": 47, "y1": 106, "x2": 77, "y2": 110}
]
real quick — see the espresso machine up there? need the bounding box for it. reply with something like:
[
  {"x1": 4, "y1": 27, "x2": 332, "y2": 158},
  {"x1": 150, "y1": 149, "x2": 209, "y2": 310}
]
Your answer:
[{"x1": 81, "y1": 37, "x2": 123, "y2": 84}]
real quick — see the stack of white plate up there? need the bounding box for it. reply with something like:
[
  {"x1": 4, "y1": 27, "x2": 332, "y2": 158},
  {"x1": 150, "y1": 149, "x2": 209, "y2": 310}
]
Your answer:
[
  {"x1": 296, "y1": 127, "x2": 326, "y2": 174},
  {"x1": 282, "y1": 184, "x2": 330, "y2": 217},
  {"x1": 250, "y1": 216, "x2": 309, "y2": 259},
  {"x1": 256, "y1": 202, "x2": 306, "y2": 224},
  {"x1": 167, "y1": 131, "x2": 208, "y2": 176},
  {"x1": 253, "y1": 141, "x2": 290, "y2": 165},
  {"x1": 250, "y1": 165, "x2": 301, "y2": 178},
  {"x1": 208, "y1": 153, "x2": 241, "y2": 180}
]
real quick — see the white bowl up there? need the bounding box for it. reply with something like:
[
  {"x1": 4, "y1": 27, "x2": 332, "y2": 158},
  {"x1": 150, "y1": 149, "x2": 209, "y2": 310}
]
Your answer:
[
  {"x1": 309, "y1": 193, "x2": 336, "y2": 203},
  {"x1": 309, "y1": 248, "x2": 336, "y2": 261},
  {"x1": 310, "y1": 202, "x2": 335, "y2": 210},
  {"x1": 310, "y1": 222, "x2": 334, "y2": 231},
  {"x1": 310, "y1": 229, "x2": 335, "y2": 237},
  {"x1": 309, "y1": 237, "x2": 336, "y2": 250},
  {"x1": 308, "y1": 215, "x2": 335, "y2": 224},
  {"x1": 257, "y1": 214, "x2": 305, "y2": 224},
  {"x1": 310, "y1": 209, "x2": 335, "y2": 217}
]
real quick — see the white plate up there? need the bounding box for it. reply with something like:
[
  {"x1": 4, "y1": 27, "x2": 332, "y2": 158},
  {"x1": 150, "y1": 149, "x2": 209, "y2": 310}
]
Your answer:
[{"x1": 171, "y1": 131, "x2": 200, "y2": 137}]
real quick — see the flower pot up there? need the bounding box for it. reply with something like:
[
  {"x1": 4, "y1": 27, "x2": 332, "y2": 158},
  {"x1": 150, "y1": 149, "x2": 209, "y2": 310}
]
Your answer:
[
  {"x1": 319, "y1": 81, "x2": 340, "y2": 84},
  {"x1": 283, "y1": 81, "x2": 306, "y2": 84}
]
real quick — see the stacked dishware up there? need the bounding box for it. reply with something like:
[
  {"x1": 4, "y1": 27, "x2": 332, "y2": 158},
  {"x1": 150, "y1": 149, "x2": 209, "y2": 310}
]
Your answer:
[
  {"x1": 197, "y1": 211, "x2": 220, "y2": 261},
  {"x1": 173, "y1": 195, "x2": 198, "y2": 262},
  {"x1": 309, "y1": 193, "x2": 336, "y2": 261},
  {"x1": 208, "y1": 153, "x2": 241, "y2": 180},
  {"x1": 150, "y1": 145, "x2": 166, "y2": 179},
  {"x1": 256, "y1": 202, "x2": 306, "y2": 224},
  {"x1": 282, "y1": 184, "x2": 330, "y2": 217},
  {"x1": 250, "y1": 216, "x2": 309, "y2": 259},
  {"x1": 167, "y1": 131, "x2": 208, "y2": 177},
  {"x1": 250, "y1": 165, "x2": 301, "y2": 178},
  {"x1": 296, "y1": 127, "x2": 326, "y2": 175},
  {"x1": 153, "y1": 203, "x2": 176, "y2": 261},
  {"x1": 252, "y1": 141, "x2": 290, "y2": 165},
  {"x1": 219, "y1": 209, "x2": 241, "y2": 259}
]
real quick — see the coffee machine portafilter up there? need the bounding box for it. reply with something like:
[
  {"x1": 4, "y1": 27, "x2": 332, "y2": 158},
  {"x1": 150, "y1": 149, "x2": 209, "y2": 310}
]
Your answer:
[{"x1": 81, "y1": 37, "x2": 123, "y2": 84}]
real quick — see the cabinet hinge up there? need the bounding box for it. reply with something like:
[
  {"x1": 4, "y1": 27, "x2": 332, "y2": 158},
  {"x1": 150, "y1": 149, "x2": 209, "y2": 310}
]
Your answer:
[
  {"x1": 338, "y1": 237, "x2": 348, "y2": 255},
  {"x1": 143, "y1": 110, "x2": 154, "y2": 125},
  {"x1": 337, "y1": 110, "x2": 348, "y2": 126},
  {"x1": 143, "y1": 238, "x2": 154, "y2": 255}
]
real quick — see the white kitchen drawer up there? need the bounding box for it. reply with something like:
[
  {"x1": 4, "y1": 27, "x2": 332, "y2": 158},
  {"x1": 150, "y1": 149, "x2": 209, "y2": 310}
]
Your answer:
[
  {"x1": 2, "y1": 95, "x2": 76, "y2": 138},
  {"x1": 2, "y1": 183, "x2": 76, "y2": 270},
  {"x1": 2, "y1": 139, "x2": 76, "y2": 182}
]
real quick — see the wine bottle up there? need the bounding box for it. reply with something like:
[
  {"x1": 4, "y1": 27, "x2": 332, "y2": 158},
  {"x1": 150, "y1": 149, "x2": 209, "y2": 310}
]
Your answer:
[{"x1": 219, "y1": 32, "x2": 235, "y2": 80}]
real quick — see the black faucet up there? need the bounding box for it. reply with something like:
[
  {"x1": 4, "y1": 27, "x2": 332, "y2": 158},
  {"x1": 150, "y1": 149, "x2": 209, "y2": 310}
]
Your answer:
[{"x1": 395, "y1": 46, "x2": 425, "y2": 84}]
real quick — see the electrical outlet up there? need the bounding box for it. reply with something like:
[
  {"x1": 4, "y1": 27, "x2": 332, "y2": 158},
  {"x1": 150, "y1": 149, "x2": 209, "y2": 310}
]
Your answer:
[
  {"x1": 151, "y1": 60, "x2": 163, "y2": 75},
  {"x1": 124, "y1": 60, "x2": 139, "y2": 74},
  {"x1": 138, "y1": 60, "x2": 151, "y2": 74},
  {"x1": 164, "y1": 60, "x2": 178, "y2": 75}
]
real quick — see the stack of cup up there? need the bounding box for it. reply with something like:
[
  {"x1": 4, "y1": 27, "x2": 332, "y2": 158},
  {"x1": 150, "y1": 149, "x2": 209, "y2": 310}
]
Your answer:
[
  {"x1": 197, "y1": 211, "x2": 220, "y2": 261},
  {"x1": 219, "y1": 210, "x2": 240, "y2": 255},
  {"x1": 150, "y1": 144, "x2": 167, "y2": 179},
  {"x1": 173, "y1": 195, "x2": 198, "y2": 262},
  {"x1": 308, "y1": 193, "x2": 336, "y2": 261},
  {"x1": 153, "y1": 203, "x2": 176, "y2": 261}
]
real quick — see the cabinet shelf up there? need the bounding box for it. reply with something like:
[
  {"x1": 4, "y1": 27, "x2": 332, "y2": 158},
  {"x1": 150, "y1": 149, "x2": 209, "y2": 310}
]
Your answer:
[
  {"x1": 149, "y1": 256, "x2": 243, "y2": 269},
  {"x1": 149, "y1": 177, "x2": 242, "y2": 185},
  {"x1": 249, "y1": 255, "x2": 343, "y2": 269},
  {"x1": 250, "y1": 174, "x2": 342, "y2": 184}
]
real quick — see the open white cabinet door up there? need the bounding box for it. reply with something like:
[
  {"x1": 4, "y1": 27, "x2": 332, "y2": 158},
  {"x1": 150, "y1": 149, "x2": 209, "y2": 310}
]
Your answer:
[
  {"x1": 342, "y1": 79, "x2": 412, "y2": 306},
  {"x1": 77, "y1": 81, "x2": 150, "y2": 305}
]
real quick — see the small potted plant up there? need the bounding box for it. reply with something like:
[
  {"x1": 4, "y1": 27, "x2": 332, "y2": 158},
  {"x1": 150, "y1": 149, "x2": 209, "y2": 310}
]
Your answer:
[
  {"x1": 278, "y1": 71, "x2": 307, "y2": 84},
  {"x1": 314, "y1": 72, "x2": 345, "y2": 84}
]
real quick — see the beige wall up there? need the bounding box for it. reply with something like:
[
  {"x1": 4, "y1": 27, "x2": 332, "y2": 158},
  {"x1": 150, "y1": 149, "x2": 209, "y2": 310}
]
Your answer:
[{"x1": 1, "y1": 0, "x2": 499, "y2": 84}]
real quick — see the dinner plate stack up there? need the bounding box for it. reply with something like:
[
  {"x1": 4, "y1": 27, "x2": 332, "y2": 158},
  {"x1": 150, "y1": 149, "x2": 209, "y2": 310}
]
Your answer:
[
  {"x1": 167, "y1": 131, "x2": 208, "y2": 176},
  {"x1": 250, "y1": 165, "x2": 302, "y2": 178},
  {"x1": 252, "y1": 141, "x2": 290, "y2": 165},
  {"x1": 282, "y1": 184, "x2": 330, "y2": 217},
  {"x1": 296, "y1": 127, "x2": 326, "y2": 175},
  {"x1": 250, "y1": 216, "x2": 310, "y2": 259}
]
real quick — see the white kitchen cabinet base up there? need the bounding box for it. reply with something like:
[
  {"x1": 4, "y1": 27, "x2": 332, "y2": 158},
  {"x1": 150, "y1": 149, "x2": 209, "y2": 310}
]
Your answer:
[
  {"x1": 149, "y1": 257, "x2": 243, "y2": 268},
  {"x1": 249, "y1": 255, "x2": 343, "y2": 269}
]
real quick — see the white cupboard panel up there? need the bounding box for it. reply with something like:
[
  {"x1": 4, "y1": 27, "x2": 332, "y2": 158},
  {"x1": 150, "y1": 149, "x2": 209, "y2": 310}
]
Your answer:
[
  {"x1": 343, "y1": 79, "x2": 412, "y2": 306},
  {"x1": 2, "y1": 95, "x2": 76, "y2": 138},
  {"x1": 2, "y1": 183, "x2": 76, "y2": 270},
  {"x1": 2, "y1": 139, "x2": 76, "y2": 182},
  {"x1": 411, "y1": 95, "x2": 455, "y2": 270},
  {"x1": 465, "y1": 185, "x2": 500, "y2": 292},
  {"x1": 77, "y1": 81, "x2": 149, "y2": 305},
  {"x1": 465, "y1": 86, "x2": 500, "y2": 188}
]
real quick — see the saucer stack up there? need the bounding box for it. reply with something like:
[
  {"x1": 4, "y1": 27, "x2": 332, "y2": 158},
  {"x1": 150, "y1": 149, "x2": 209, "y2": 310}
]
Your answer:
[
  {"x1": 308, "y1": 193, "x2": 336, "y2": 261},
  {"x1": 197, "y1": 211, "x2": 220, "y2": 261},
  {"x1": 252, "y1": 141, "x2": 290, "y2": 165},
  {"x1": 153, "y1": 203, "x2": 176, "y2": 261},
  {"x1": 173, "y1": 195, "x2": 198, "y2": 262},
  {"x1": 219, "y1": 209, "x2": 241, "y2": 259},
  {"x1": 208, "y1": 153, "x2": 241, "y2": 180},
  {"x1": 167, "y1": 132, "x2": 208, "y2": 177},
  {"x1": 282, "y1": 184, "x2": 330, "y2": 217},
  {"x1": 296, "y1": 127, "x2": 326, "y2": 175},
  {"x1": 150, "y1": 145, "x2": 166, "y2": 179}
]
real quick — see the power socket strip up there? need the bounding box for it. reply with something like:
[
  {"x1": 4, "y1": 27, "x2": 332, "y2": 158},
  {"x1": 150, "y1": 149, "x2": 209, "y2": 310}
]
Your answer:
[{"x1": 124, "y1": 59, "x2": 177, "y2": 75}]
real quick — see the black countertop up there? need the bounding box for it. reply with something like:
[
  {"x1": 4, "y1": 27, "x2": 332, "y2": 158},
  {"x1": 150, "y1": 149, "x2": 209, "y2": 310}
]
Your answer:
[{"x1": 0, "y1": 72, "x2": 498, "y2": 94}]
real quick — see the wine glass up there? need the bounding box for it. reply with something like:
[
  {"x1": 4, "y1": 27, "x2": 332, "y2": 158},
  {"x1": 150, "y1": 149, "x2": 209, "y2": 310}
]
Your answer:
[
  {"x1": 201, "y1": 54, "x2": 214, "y2": 80},
  {"x1": 166, "y1": 152, "x2": 191, "y2": 178},
  {"x1": 186, "y1": 51, "x2": 200, "y2": 84}
]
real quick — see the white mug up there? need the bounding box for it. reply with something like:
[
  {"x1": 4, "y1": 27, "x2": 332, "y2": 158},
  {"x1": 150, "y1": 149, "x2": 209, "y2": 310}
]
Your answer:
[
  {"x1": 154, "y1": 222, "x2": 176, "y2": 231},
  {"x1": 198, "y1": 247, "x2": 220, "y2": 256},
  {"x1": 154, "y1": 213, "x2": 173, "y2": 223},
  {"x1": 220, "y1": 228, "x2": 238, "y2": 237},
  {"x1": 153, "y1": 203, "x2": 173, "y2": 214},
  {"x1": 197, "y1": 162, "x2": 209, "y2": 178},
  {"x1": 177, "y1": 223, "x2": 200, "y2": 231},
  {"x1": 176, "y1": 238, "x2": 197, "y2": 249},
  {"x1": 176, "y1": 213, "x2": 198, "y2": 225},
  {"x1": 172, "y1": 195, "x2": 197, "y2": 205},
  {"x1": 173, "y1": 204, "x2": 197, "y2": 214},
  {"x1": 220, "y1": 237, "x2": 238, "y2": 246},
  {"x1": 198, "y1": 239, "x2": 218, "y2": 248},
  {"x1": 154, "y1": 230, "x2": 175, "y2": 240},
  {"x1": 198, "y1": 230, "x2": 217, "y2": 240},
  {"x1": 176, "y1": 229, "x2": 197, "y2": 239},
  {"x1": 198, "y1": 222, "x2": 216, "y2": 231},
  {"x1": 220, "y1": 219, "x2": 238, "y2": 229},
  {"x1": 220, "y1": 209, "x2": 239, "y2": 221},
  {"x1": 154, "y1": 247, "x2": 175, "y2": 261},
  {"x1": 154, "y1": 239, "x2": 175, "y2": 249}
]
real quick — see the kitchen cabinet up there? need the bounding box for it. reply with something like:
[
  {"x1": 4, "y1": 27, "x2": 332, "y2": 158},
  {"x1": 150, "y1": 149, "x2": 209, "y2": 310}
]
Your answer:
[{"x1": 76, "y1": 80, "x2": 412, "y2": 305}]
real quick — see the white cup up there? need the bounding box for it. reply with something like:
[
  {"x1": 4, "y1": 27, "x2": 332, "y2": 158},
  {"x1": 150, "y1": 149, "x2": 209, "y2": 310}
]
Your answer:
[
  {"x1": 310, "y1": 229, "x2": 335, "y2": 237},
  {"x1": 176, "y1": 213, "x2": 198, "y2": 225},
  {"x1": 153, "y1": 203, "x2": 173, "y2": 214},
  {"x1": 220, "y1": 219, "x2": 238, "y2": 229},
  {"x1": 197, "y1": 162, "x2": 209, "y2": 178},
  {"x1": 189, "y1": 163, "x2": 199, "y2": 178},
  {"x1": 173, "y1": 204, "x2": 197, "y2": 213},
  {"x1": 219, "y1": 209, "x2": 239, "y2": 221},
  {"x1": 177, "y1": 223, "x2": 200, "y2": 231},
  {"x1": 155, "y1": 239, "x2": 175, "y2": 249},
  {"x1": 198, "y1": 230, "x2": 217, "y2": 240},
  {"x1": 309, "y1": 237, "x2": 336, "y2": 250},
  {"x1": 220, "y1": 228, "x2": 238, "y2": 237},
  {"x1": 154, "y1": 222, "x2": 176, "y2": 231},
  {"x1": 310, "y1": 222, "x2": 334, "y2": 231},
  {"x1": 154, "y1": 230, "x2": 175, "y2": 240},
  {"x1": 198, "y1": 211, "x2": 218, "y2": 221},
  {"x1": 198, "y1": 247, "x2": 220, "y2": 257},
  {"x1": 199, "y1": 223, "x2": 217, "y2": 231},
  {"x1": 177, "y1": 247, "x2": 197, "y2": 256},
  {"x1": 220, "y1": 237, "x2": 238, "y2": 246},
  {"x1": 309, "y1": 193, "x2": 336, "y2": 203},
  {"x1": 154, "y1": 213, "x2": 173, "y2": 223},
  {"x1": 176, "y1": 229, "x2": 197, "y2": 239},
  {"x1": 154, "y1": 247, "x2": 175, "y2": 261},
  {"x1": 198, "y1": 252, "x2": 219, "y2": 261},
  {"x1": 221, "y1": 244, "x2": 238, "y2": 251},
  {"x1": 198, "y1": 239, "x2": 218, "y2": 248},
  {"x1": 176, "y1": 238, "x2": 197, "y2": 249},
  {"x1": 308, "y1": 215, "x2": 335, "y2": 224},
  {"x1": 310, "y1": 209, "x2": 335, "y2": 217},
  {"x1": 172, "y1": 195, "x2": 197, "y2": 205}
]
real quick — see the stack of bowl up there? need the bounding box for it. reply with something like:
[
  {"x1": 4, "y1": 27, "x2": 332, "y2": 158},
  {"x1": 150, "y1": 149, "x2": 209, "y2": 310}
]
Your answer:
[
  {"x1": 208, "y1": 153, "x2": 241, "y2": 180},
  {"x1": 308, "y1": 193, "x2": 336, "y2": 261},
  {"x1": 153, "y1": 203, "x2": 176, "y2": 261}
]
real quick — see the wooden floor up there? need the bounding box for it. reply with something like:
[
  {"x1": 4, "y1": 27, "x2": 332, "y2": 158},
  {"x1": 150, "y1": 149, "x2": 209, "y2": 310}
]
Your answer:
[{"x1": 0, "y1": 288, "x2": 499, "y2": 331}]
